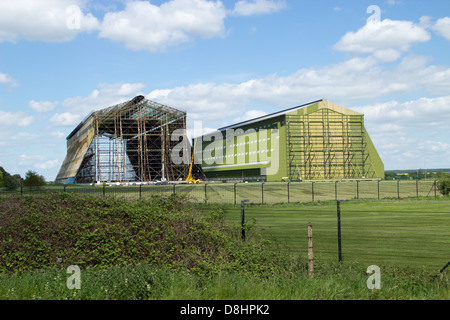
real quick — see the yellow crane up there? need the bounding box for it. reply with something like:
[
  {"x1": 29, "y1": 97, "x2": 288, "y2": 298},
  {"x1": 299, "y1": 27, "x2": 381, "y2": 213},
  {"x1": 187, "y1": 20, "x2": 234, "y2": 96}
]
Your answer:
[{"x1": 186, "y1": 138, "x2": 203, "y2": 184}]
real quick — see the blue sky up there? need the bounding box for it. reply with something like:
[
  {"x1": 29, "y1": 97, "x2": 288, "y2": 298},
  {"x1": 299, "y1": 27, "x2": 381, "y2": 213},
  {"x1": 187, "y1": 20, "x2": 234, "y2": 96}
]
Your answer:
[{"x1": 1, "y1": 0, "x2": 450, "y2": 181}]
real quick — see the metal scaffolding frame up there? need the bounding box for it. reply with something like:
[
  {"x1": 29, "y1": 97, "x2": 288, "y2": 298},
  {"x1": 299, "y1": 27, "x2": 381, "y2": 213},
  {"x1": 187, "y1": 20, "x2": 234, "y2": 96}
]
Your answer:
[
  {"x1": 286, "y1": 108, "x2": 370, "y2": 180},
  {"x1": 56, "y1": 96, "x2": 189, "y2": 184}
]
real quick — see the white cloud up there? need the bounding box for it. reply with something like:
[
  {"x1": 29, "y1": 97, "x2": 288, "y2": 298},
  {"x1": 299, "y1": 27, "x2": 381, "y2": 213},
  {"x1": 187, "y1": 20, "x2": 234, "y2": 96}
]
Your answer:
[
  {"x1": 11, "y1": 132, "x2": 40, "y2": 140},
  {"x1": 18, "y1": 154, "x2": 59, "y2": 170},
  {"x1": 49, "y1": 112, "x2": 82, "y2": 127},
  {"x1": 232, "y1": 0, "x2": 286, "y2": 16},
  {"x1": 0, "y1": 73, "x2": 14, "y2": 84},
  {"x1": 0, "y1": 0, "x2": 288, "y2": 52},
  {"x1": 334, "y1": 18, "x2": 430, "y2": 57},
  {"x1": 354, "y1": 95, "x2": 450, "y2": 128},
  {"x1": 0, "y1": 111, "x2": 34, "y2": 127},
  {"x1": 98, "y1": 0, "x2": 227, "y2": 52},
  {"x1": 0, "y1": 0, "x2": 99, "y2": 43},
  {"x1": 49, "y1": 131, "x2": 66, "y2": 139},
  {"x1": 0, "y1": 72, "x2": 19, "y2": 87},
  {"x1": 432, "y1": 17, "x2": 450, "y2": 40},
  {"x1": 61, "y1": 82, "x2": 146, "y2": 114},
  {"x1": 29, "y1": 100, "x2": 58, "y2": 113},
  {"x1": 48, "y1": 82, "x2": 145, "y2": 127},
  {"x1": 233, "y1": 109, "x2": 268, "y2": 123},
  {"x1": 35, "y1": 158, "x2": 60, "y2": 170},
  {"x1": 148, "y1": 53, "x2": 450, "y2": 125}
]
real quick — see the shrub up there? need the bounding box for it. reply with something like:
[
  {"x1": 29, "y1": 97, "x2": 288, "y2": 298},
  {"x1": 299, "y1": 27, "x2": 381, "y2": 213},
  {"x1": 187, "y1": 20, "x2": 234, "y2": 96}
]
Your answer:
[
  {"x1": 0, "y1": 193, "x2": 282, "y2": 276},
  {"x1": 437, "y1": 172, "x2": 450, "y2": 196},
  {"x1": 0, "y1": 167, "x2": 20, "y2": 190},
  {"x1": 23, "y1": 170, "x2": 46, "y2": 187}
]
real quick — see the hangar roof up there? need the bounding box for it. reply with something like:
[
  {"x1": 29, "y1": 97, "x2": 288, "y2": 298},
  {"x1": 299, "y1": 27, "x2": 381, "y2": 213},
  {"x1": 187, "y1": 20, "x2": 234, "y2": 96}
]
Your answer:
[{"x1": 218, "y1": 99, "x2": 362, "y2": 131}]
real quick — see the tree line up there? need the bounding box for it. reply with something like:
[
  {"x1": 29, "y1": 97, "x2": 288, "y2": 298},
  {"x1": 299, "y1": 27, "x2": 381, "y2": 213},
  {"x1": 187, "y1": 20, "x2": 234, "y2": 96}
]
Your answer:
[{"x1": 0, "y1": 167, "x2": 46, "y2": 190}]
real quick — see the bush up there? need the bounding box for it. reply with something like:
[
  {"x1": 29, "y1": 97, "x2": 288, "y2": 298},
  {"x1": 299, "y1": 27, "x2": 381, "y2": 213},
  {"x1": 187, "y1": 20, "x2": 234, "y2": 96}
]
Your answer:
[
  {"x1": 23, "y1": 170, "x2": 46, "y2": 187},
  {"x1": 0, "y1": 193, "x2": 283, "y2": 276},
  {"x1": 0, "y1": 167, "x2": 20, "y2": 190},
  {"x1": 437, "y1": 172, "x2": 450, "y2": 196}
]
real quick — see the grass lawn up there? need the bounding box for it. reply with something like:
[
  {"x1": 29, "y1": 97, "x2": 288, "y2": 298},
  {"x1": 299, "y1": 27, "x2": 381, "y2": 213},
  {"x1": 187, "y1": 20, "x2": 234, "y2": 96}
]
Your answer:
[
  {"x1": 223, "y1": 199, "x2": 450, "y2": 271},
  {"x1": 0, "y1": 195, "x2": 448, "y2": 300}
]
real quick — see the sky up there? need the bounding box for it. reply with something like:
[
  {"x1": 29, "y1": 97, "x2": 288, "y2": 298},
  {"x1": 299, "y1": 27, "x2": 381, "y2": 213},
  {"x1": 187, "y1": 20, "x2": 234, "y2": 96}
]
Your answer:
[{"x1": 1, "y1": 0, "x2": 450, "y2": 181}]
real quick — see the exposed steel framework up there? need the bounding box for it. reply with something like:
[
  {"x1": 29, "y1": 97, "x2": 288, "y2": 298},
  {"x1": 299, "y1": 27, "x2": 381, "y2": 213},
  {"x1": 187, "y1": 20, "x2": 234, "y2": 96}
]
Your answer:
[{"x1": 55, "y1": 96, "x2": 189, "y2": 184}]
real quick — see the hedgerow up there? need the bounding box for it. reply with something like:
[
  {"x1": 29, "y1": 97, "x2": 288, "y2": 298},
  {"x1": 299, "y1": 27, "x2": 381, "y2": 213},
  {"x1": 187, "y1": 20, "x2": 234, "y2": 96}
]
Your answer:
[{"x1": 0, "y1": 193, "x2": 283, "y2": 276}]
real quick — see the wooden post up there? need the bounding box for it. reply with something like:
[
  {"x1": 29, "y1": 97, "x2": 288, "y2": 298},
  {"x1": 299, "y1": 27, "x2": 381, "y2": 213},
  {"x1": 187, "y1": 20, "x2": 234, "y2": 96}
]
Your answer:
[
  {"x1": 416, "y1": 180, "x2": 419, "y2": 198},
  {"x1": 308, "y1": 222, "x2": 314, "y2": 278},
  {"x1": 377, "y1": 180, "x2": 380, "y2": 200},
  {"x1": 261, "y1": 182, "x2": 264, "y2": 204},
  {"x1": 287, "y1": 182, "x2": 290, "y2": 203},
  {"x1": 337, "y1": 200, "x2": 342, "y2": 262},
  {"x1": 356, "y1": 181, "x2": 359, "y2": 199},
  {"x1": 335, "y1": 181, "x2": 338, "y2": 200},
  {"x1": 241, "y1": 199, "x2": 249, "y2": 242}
]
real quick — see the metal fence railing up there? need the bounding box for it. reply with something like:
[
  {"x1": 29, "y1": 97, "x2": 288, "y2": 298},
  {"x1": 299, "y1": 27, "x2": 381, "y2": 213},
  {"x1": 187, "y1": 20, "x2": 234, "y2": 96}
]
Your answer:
[
  {"x1": 0, "y1": 180, "x2": 440, "y2": 204},
  {"x1": 228, "y1": 199, "x2": 450, "y2": 272}
]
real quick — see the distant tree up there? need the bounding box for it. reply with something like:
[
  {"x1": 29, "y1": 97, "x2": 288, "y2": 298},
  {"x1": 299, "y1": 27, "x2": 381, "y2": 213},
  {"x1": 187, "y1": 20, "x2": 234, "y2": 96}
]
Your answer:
[
  {"x1": 12, "y1": 174, "x2": 23, "y2": 186},
  {"x1": 437, "y1": 172, "x2": 450, "y2": 196},
  {"x1": 3, "y1": 174, "x2": 20, "y2": 190},
  {"x1": 384, "y1": 171, "x2": 398, "y2": 180},
  {"x1": 0, "y1": 167, "x2": 20, "y2": 190},
  {"x1": 23, "y1": 170, "x2": 46, "y2": 187}
]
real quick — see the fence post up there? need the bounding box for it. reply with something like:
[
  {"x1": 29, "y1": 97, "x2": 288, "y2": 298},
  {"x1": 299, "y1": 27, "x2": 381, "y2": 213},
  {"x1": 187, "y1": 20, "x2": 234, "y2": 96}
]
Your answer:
[
  {"x1": 416, "y1": 180, "x2": 419, "y2": 198},
  {"x1": 261, "y1": 182, "x2": 264, "y2": 204},
  {"x1": 241, "y1": 199, "x2": 250, "y2": 242},
  {"x1": 64, "y1": 185, "x2": 67, "y2": 193},
  {"x1": 397, "y1": 180, "x2": 400, "y2": 199},
  {"x1": 356, "y1": 181, "x2": 359, "y2": 200},
  {"x1": 377, "y1": 180, "x2": 380, "y2": 200},
  {"x1": 173, "y1": 183, "x2": 176, "y2": 196},
  {"x1": 20, "y1": 186, "x2": 23, "y2": 196},
  {"x1": 103, "y1": 184, "x2": 106, "y2": 197},
  {"x1": 234, "y1": 183, "x2": 237, "y2": 205},
  {"x1": 205, "y1": 183, "x2": 207, "y2": 204},
  {"x1": 139, "y1": 184, "x2": 142, "y2": 200},
  {"x1": 337, "y1": 200, "x2": 342, "y2": 263},
  {"x1": 287, "y1": 182, "x2": 290, "y2": 203},
  {"x1": 434, "y1": 180, "x2": 437, "y2": 197},
  {"x1": 335, "y1": 181, "x2": 338, "y2": 200},
  {"x1": 311, "y1": 182, "x2": 315, "y2": 202},
  {"x1": 308, "y1": 222, "x2": 314, "y2": 278}
]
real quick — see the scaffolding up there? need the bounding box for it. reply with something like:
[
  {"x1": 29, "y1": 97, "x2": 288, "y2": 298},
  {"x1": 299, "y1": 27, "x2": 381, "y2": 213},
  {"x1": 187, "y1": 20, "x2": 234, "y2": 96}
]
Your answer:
[
  {"x1": 286, "y1": 108, "x2": 370, "y2": 180},
  {"x1": 56, "y1": 96, "x2": 190, "y2": 184}
]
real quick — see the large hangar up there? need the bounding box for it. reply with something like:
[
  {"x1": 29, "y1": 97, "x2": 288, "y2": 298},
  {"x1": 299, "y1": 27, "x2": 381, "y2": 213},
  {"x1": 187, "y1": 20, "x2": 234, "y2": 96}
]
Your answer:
[
  {"x1": 55, "y1": 96, "x2": 192, "y2": 184},
  {"x1": 196, "y1": 99, "x2": 384, "y2": 182}
]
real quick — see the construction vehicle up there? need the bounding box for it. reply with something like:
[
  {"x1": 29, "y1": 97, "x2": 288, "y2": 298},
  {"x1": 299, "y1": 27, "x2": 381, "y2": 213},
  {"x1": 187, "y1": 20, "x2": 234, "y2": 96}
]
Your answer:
[{"x1": 186, "y1": 138, "x2": 203, "y2": 184}]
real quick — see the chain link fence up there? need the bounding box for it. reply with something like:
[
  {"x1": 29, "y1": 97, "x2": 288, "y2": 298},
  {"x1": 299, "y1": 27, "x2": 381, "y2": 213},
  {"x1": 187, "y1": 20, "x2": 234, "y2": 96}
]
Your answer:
[
  {"x1": 228, "y1": 199, "x2": 450, "y2": 272},
  {"x1": 0, "y1": 179, "x2": 440, "y2": 204}
]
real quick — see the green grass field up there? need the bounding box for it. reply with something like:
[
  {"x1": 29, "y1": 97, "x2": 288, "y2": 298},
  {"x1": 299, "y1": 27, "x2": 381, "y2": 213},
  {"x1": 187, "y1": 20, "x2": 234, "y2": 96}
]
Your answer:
[
  {"x1": 0, "y1": 194, "x2": 448, "y2": 300},
  {"x1": 223, "y1": 200, "x2": 450, "y2": 271}
]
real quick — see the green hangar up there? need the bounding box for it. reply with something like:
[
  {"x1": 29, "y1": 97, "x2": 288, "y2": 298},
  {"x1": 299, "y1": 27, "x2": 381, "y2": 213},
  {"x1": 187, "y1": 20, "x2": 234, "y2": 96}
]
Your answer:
[{"x1": 195, "y1": 99, "x2": 384, "y2": 182}]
